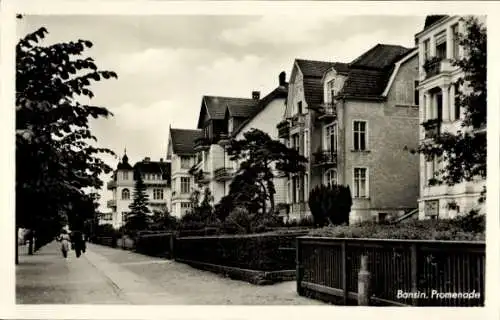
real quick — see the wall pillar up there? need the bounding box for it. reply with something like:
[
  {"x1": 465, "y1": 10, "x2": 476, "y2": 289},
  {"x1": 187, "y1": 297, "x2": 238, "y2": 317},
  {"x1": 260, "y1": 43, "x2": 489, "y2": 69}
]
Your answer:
[
  {"x1": 449, "y1": 84, "x2": 456, "y2": 120},
  {"x1": 446, "y1": 26, "x2": 453, "y2": 59}
]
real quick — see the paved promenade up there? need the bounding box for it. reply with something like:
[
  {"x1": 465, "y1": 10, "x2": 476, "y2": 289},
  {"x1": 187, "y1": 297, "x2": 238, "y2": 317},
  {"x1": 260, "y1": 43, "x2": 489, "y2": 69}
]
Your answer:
[{"x1": 16, "y1": 242, "x2": 324, "y2": 305}]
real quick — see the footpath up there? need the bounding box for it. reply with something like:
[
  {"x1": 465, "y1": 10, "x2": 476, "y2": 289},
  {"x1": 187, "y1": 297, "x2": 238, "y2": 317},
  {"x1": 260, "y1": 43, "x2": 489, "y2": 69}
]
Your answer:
[{"x1": 16, "y1": 242, "x2": 324, "y2": 305}]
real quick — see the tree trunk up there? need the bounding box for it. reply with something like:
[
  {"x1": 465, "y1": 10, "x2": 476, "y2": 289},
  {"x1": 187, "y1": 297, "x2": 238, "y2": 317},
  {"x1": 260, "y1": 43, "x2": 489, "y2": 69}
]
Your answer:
[{"x1": 15, "y1": 226, "x2": 19, "y2": 265}]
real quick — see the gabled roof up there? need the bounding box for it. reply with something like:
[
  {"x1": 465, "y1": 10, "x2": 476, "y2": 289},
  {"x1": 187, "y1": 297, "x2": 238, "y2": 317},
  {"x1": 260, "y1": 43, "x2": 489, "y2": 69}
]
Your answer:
[
  {"x1": 338, "y1": 44, "x2": 414, "y2": 100},
  {"x1": 133, "y1": 161, "x2": 171, "y2": 183},
  {"x1": 349, "y1": 44, "x2": 412, "y2": 70},
  {"x1": 295, "y1": 59, "x2": 349, "y2": 78},
  {"x1": 197, "y1": 96, "x2": 257, "y2": 128},
  {"x1": 227, "y1": 99, "x2": 260, "y2": 118},
  {"x1": 424, "y1": 15, "x2": 449, "y2": 29},
  {"x1": 231, "y1": 85, "x2": 288, "y2": 137},
  {"x1": 169, "y1": 128, "x2": 203, "y2": 155}
]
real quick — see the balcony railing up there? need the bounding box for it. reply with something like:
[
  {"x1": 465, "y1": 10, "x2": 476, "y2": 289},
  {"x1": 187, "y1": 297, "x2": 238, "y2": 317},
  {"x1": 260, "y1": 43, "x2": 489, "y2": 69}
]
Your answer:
[
  {"x1": 313, "y1": 150, "x2": 338, "y2": 166},
  {"x1": 107, "y1": 199, "x2": 116, "y2": 208},
  {"x1": 277, "y1": 120, "x2": 290, "y2": 138},
  {"x1": 107, "y1": 180, "x2": 117, "y2": 190},
  {"x1": 424, "y1": 119, "x2": 441, "y2": 139},
  {"x1": 194, "y1": 137, "x2": 210, "y2": 151},
  {"x1": 424, "y1": 57, "x2": 456, "y2": 79},
  {"x1": 317, "y1": 102, "x2": 337, "y2": 121},
  {"x1": 193, "y1": 170, "x2": 210, "y2": 184},
  {"x1": 218, "y1": 133, "x2": 231, "y2": 146},
  {"x1": 214, "y1": 167, "x2": 234, "y2": 181},
  {"x1": 289, "y1": 114, "x2": 305, "y2": 131}
]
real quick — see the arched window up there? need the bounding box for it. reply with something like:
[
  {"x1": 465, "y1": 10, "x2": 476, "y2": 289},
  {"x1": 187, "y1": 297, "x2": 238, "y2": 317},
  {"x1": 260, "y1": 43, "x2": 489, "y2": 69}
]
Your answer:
[
  {"x1": 324, "y1": 169, "x2": 337, "y2": 186},
  {"x1": 121, "y1": 188, "x2": 130, "y2": 200}
]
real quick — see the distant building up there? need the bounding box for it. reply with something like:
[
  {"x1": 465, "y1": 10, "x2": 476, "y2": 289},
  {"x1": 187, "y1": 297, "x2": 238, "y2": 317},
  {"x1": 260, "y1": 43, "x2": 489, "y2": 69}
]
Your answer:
[
  {"x1": 415, "y1": 15, "x2": 486, "y2": 219},
  {"x1": 166, "y1": 128, "x2": 203, "y2": 218},
  {"x1": 106, "y1": 153, "x2": 171, "y2": 229}
]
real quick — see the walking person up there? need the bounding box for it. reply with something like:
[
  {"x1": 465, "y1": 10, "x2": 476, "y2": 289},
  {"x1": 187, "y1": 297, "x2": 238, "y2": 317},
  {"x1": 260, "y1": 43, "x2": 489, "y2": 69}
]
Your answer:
[
  {"x1": 56, "y1": 229, "x2": 71, "y2": 259},
  {"x1": 71, "y1": 230, "x2": 85, "y2": 258}
]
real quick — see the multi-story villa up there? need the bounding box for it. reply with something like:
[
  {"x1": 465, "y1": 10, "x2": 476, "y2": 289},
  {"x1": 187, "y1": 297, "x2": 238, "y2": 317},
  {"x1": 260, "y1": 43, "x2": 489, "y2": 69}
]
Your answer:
[
  {"x1": 166, "y1": 127, "x2": 203, "y2": 218},
  {"x1": 415, "y1": 15, "x2": 486, "y2": 219},
  {"x1": 190, "y1": 73, "x2": 288, "y2": 206},
  {"x1": 278, "y1": 44, "x2": 421, "y2": 223},
  {"x1": 106, "y1": 153, "x2": 171, "y2": 229}
]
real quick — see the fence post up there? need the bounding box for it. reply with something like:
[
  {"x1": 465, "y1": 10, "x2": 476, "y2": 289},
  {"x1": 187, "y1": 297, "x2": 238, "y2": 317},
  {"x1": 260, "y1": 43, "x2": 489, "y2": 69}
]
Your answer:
[
  {"x1": 169, "y1": 233, "x2": 175, "y2": 259},
  {"x1": 357, "y1": 255, "x2": 371, "y2": 306},
  {"x1": 296, "y1": 237, "x2": 304, "y2": 295},
  {"x1": 410, "y1": 244, "x2": 419, "y2": 306},
  {"x1": 341, "y1": 240, "x2": 348, "y2": 305}
]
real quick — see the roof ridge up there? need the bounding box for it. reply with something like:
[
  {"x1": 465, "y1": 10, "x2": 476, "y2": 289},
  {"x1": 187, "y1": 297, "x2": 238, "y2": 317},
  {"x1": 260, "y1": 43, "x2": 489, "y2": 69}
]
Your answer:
[{"x1": 203, "y1": 95, "x2": 256, "y2": 101}]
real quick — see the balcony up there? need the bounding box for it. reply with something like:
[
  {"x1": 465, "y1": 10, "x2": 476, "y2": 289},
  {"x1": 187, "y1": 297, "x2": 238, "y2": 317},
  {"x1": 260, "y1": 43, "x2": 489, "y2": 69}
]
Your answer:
[
  {"x1": 317, "y1": 102, "x2": 337, "y2": 121},
  {"x1": 423, "y1": 57, "x2": 456, "y2": 80},
  {"x1": 218, "y1": 134, "x2": 231, "y2": 146},
  {"x1": 423, "y1": 119, "x2": 441, "y2": 139},
  {"x1": 289, "y1": 114, "x2": 305, "y2": 131},
  {"x1": 277, "y1": 120, "x2": 290, "y2": 138},
  {"x1": 193, "y1": 170, "x2": 210, "y2": 185},
  {"x1": 194, "y1": 137, "x2": 210, "y2": 151},
  {"x1": 107, "y1": 199, "x2": 116, "y2": 209},
  {"x1": 107, "y1": 180, "x2": 117, "y2": 190},
  {"x1": 214, "y1": 167, "x2": 234, "y2": 181},
  {"x1": 312, "y1": 150, "x2": 337, "y2": 167}
]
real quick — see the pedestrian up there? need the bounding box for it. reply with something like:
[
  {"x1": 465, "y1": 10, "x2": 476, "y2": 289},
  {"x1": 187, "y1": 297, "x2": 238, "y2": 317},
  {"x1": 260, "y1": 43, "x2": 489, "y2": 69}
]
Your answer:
[
  {"x1": 70, "y1": 230, "x2": 85, "y2": 258},
  {"x1": 56, "y1": 229, "x2": 71, "y2": 259}
]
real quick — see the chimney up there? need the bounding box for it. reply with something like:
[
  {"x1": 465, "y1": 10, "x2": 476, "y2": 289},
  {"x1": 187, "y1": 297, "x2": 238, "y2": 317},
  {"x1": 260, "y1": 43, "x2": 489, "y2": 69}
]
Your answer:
[
  {"x1": 144, "y1": 157, "x2": 150, "y2": 162},
  {"x1": 279, "y1": 71, "x2": 286, "y2": 86},
  {"x1": 252, "y1": 91, "x2": 260, "y2": 100},
  {"x1": 160, "y1": 158, "x2": 164, "y2": 163}
]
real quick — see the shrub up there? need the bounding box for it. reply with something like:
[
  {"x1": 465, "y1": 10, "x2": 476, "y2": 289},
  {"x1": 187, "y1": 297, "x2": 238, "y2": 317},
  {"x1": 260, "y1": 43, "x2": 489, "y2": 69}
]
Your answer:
[
  {"x1": 307, "y1": 215, "x2": 485, "y2": 241},
  {"x1": 308, "y1": 184, "x2": 352, "y2": 227}
]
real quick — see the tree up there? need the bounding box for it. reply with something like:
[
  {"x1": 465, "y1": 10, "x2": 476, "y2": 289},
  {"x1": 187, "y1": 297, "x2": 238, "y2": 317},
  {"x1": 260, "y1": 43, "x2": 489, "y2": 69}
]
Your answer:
[
  {"x1": 415, "y1": 17, "x2": 486, "y2": 202},
  {"x1": 226, "y1": 128, "x2": 308, "y2": 215},
  {"x1": 16, "y1": 23, "x2": 117, "y2": 263},
  {"x1": 180, "y1": 187, "x2": 217, "y2": 229},
  {"x1": 126, "y1": 172, "x2": 151, "y2": 234}
]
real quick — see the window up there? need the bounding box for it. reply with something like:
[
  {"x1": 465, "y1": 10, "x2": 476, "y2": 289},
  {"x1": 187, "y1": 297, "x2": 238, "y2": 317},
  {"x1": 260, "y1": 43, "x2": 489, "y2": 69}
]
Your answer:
[
  {"x1": 292, "y1": 176, "x2": 299, "y2": 203},
  {"x1": 181, "y1": 156, "x2": 191, "y2": 169},
  {"x1": 304, "y1": 130, "x2": 309, "y2": 158},
  {"x1": 324, "y1": 123, "x2": 337, "y2": 152},
  {"x1": 423, "y1": 39, "x2": 430, "y2": 61},
  {"x1": 153, "y1": 189, "x2": 164, "y2": 200},
  {"x1": 123, "y1": 171, "x2": 128, "y2": 180},
  {"x1": 292, "y1": 134, "x2": 300, "y2": 153},
  {"x1": 328, "y1": 79, "x2": 336, "y2": 101},
  {"x1": 121, "y1": 212, "x2": 128, "y2": 222},
  {"x1": 414, "y1": 81, "x2": 420, "y2": 105},
  {"x1": 181, "y1": 177, "x2": 191, "y2": 194},
  {"x1": 297, "y1": 101, "x2": 303, "y2": 115},
  {"x1": 181, "y1": 203, "x2": 192, "y2": 209},
  {"x1": 452, "y1": 23, "x2": 460, "y2": 58},
  {"x1": 353, "y1": 168, "x2": 368, "y2": 198},
  {"x1": 286, "y1": 181, "x2": 291, "y2": 203},
  {"x1": 228, "y1": 118, "x2": 234, "y2": 134},
  {"x1": 353, "y1": 121, "x2": 367, "y2": 151},
  {"x1": 324, "y1": 169, "x2": 337, "y2": 186},
  {"x1": 454, "y1": 83, "x2": 461, "y2": 120},
  {"x1": 435, "y1": 31, "x2": 447, "y2": 59},
  {"x1": 172, "y1": 178, "x2": 176, "y2": 193},
  {"x1": 121, "y1": 188, "x2": 130, "y2": 200}
]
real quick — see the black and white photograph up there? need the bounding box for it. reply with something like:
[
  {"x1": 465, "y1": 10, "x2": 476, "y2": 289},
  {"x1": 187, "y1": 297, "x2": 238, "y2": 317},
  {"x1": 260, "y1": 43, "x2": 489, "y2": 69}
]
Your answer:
[{"x1": 1, "y1": 0, "x2": 497, "y2": 318}]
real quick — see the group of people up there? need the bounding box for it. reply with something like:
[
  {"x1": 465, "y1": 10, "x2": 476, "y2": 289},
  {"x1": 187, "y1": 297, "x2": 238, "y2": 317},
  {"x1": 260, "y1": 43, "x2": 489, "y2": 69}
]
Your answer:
[{"x1": 56, "y1": 229, "x2": 87, "y2": 259}]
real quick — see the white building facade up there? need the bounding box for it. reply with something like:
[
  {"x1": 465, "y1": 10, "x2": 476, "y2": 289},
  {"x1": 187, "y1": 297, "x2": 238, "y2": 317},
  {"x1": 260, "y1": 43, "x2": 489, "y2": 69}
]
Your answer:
[{"x1": 415, "y1": 15, "x2": 486, "y2": 219}]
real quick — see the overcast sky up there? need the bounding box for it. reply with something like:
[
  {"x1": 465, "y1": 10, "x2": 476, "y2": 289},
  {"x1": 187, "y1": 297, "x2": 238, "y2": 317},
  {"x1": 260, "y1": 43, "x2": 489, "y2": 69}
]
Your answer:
[{"x1": 17, "y1": 15, "x2": 424, "y2": 210}]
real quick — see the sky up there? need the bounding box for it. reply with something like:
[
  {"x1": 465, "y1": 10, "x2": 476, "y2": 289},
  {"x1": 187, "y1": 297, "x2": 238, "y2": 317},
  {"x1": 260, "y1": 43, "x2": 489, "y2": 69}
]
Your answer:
[{"x1": 16, "y1": 14, "x2": 425, "y2": 211}]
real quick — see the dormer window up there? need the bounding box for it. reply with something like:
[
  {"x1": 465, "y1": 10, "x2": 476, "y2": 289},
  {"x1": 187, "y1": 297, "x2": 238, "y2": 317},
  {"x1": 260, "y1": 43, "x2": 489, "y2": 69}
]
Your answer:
[
  {"x1": 327, "y1": 79, "x2": 337, "y2": 103},
  {"x1": 228, "y1": 118, "x2": 234, "y2": 134},
  {"x1": 297, "y1": 101, "x2": 303, "y2": 115}
]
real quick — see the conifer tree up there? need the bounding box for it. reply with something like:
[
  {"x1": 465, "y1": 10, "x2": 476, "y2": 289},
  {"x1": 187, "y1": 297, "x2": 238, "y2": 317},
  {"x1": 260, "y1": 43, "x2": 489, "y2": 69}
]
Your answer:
[{"x1": 126, "y1": 172, "x2": 151, "y2": 234}]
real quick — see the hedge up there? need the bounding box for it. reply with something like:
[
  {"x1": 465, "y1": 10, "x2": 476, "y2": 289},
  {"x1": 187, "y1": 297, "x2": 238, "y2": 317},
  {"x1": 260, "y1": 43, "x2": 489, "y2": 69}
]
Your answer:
[
  {"x1": 307, "y1": 216, "x2": 485, "y2": 241},
  {"x1": 174, "y1": 232, "x2": 308, "y2": 271},
  {"x1": 134, "y1": 232, "x2": 174, "y2": 258}
]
